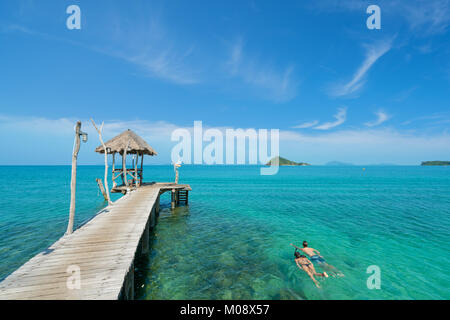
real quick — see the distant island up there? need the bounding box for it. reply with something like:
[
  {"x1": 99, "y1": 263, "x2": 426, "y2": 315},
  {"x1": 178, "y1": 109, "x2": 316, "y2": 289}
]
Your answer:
[
  {"x1": 326, "y1": 161, "x2": 398, "y2": 166},
  {"x1": 325, "y1": 161, "x2": 354, "y2": 166},
  {"x1": 421, "y1": 161, "x2": 450, "y2": 166},
  {"x1": 266, "y1": 156, "x2": 311, "y2": 166}
]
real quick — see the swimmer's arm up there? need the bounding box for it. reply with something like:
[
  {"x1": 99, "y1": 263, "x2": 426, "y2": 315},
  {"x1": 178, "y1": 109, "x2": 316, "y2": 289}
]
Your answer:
[
  {"x1": 313, "y1": 248, "x2": 321, "y2": 255},
  {"x1": 290, "y1": 243, "x2": 302, "y2": 251}
]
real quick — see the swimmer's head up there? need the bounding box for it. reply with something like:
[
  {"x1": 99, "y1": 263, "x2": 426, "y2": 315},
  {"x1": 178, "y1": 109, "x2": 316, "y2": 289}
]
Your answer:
[
  {"x1": 303, "y1": 241, "x2": 308, "y2": 248},
  {"x1": 294, "y1": 251, "x2": 301, "y2": 258}
]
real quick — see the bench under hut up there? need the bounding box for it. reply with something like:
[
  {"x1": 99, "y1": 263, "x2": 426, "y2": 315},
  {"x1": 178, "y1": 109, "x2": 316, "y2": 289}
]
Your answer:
[{"x1": 95, "y1": 129, "x2": 157, "y2": 193}]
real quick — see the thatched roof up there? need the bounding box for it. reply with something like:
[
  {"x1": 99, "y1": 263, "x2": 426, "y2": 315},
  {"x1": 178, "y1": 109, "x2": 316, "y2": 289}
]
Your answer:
[{"x1": 95, "y1": 129, "x2": 157, "y2": 156}]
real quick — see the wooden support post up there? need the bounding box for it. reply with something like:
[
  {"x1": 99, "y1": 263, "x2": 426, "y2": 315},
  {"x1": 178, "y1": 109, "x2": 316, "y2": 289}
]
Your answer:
[
  {"x1": 150, "y1": 205, "x2": 156, "y2": 228},
  {"x1": 141, "y1": 221, "x2": 149, "y2": 255},
  {"x1": 112, "y1": 152, "x2": 117, "y2": 188},
  {"x1": 122, "y1": 140, "x2": 130, "y2": 189},
  {"x1": 171, "y1": 189, "x2": 175, "y2": 209},
  {"x1": 120, "y1": 154, "x2": 124, "y2": 186},
  {"x1": 134, "y1": 153, "x2": 138, "y2": 187},
  {"x1": 156, "y1": 195, "x2": 160, "y2": 214},
  {"x1": 123, "y1": 263, "x2": 134, "y2": 300},
  {"x1": 96, "y1": 178, "x2": 108, "y2": 201},
  {"x1": 186, "y1": 190, "x2": 189, "y2": 205},
  {"x1": 66, "y1": 121, "x2": 81, "y2": 235},
  {"x1": 140, "y1": 153, "x2": 144, "y2": 185}
]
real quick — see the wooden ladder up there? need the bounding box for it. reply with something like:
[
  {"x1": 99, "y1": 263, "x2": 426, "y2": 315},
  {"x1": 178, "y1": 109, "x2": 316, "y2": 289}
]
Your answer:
[{"x1": 176, "y1": 190, "x2": 189, "y2": 205}]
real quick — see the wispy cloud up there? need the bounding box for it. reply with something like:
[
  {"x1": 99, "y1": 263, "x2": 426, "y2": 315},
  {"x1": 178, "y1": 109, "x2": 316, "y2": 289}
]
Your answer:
[
  {"x1": 227, "y1": 38, "x2": 297, "y2": 102},
  {"x1": 96, "y1": 14, "x2": 201, "y2": 85},
  {"x1": 123, "y1": 47, "x2": 199, "y2": 85},
  {"x1": 402, "y1": 112, "x2": 450, "y2": 126},
  {"x1": 393, "y1": 86, "x2": 418, "y2": 102},
  {"x1": 3, "y1": 17, "x2": 200, "y2": 85},
  {"x1": 228, "y1": 38, "x2": 244, "y2": 75},
  {"x1": 330, "y1": 39, "x2": 393, "y2": 97},
  {"x1": 400, "y1": 0, "x2": 450, "y2": 35},
  {"x1": 365, "y1": 111, "x2": 391, "y2": 127},
  {"x1": 314, "y1": 107, "x2": 347, "y2": 130},
  {"x1": 292, "y1": 120, "x2": 319, "y2": 129}
]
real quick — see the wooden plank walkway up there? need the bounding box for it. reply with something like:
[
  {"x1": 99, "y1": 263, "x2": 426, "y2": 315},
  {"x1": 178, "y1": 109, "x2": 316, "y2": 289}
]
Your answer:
[{"x1": 0, "y1": 183, "x2": 190, "y2": 300}]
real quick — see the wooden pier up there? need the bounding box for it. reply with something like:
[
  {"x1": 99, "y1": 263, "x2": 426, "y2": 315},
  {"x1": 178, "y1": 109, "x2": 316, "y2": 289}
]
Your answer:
[{"x1": 0, "y1": 183, "x2": 190, "y2": 300}]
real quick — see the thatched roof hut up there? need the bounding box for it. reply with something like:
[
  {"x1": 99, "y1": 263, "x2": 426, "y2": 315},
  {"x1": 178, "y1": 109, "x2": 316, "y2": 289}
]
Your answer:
[
  {"x1": 95, "y1": 129, "x2": 157, "y2": 155},
  {"x1": 95, "y1": 129, "x2": 157, "y2": 191}
]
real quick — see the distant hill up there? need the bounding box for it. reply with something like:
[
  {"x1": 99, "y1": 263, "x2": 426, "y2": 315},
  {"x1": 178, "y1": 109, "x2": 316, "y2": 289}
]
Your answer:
[
  {"x1": 325, "y1": 161, "x2": 354, "y2": 166},
  {"x1": 421, "y1": 161, "x2": 450, "y2": 166},
  {"x1": 266, "y1": 156, "x2": 310, "y2": 166}
]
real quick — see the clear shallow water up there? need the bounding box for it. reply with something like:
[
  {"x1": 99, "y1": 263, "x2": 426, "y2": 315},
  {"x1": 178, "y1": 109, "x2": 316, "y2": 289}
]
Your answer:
[{"x1": 0, "y1": 165, "x2": 449, "y2": 299}]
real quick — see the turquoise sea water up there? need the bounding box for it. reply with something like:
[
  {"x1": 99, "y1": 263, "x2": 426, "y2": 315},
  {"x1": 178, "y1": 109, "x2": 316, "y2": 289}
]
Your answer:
[{"x1": 0, "y1": 165, "x2": 449, "y2": 299}]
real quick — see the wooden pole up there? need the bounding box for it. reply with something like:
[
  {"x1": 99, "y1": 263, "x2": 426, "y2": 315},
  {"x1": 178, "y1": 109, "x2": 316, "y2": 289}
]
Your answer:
[
  {"x1": 150, "y1": 206, "x2": 156, "y2": 228},
  {"x1": 134, "y1": 153, "x2": 138, "y2": 187},
  {"x1": 156, "y1": 195, "x2": 160, "y2": 214},
  {"x1": 123, "y1": 140, "x2": 130, "y2": 188},
  {"x1": 91, "y1": 119, "x2": 112, "y2": 205},
  {"x1": 171, "y1": 189, "x2": 175, "y2": 209},
  {"x1": 96, "y1": 178, "x2": 108, "y2": 201},
  {"x1": 174, "y1": 163, "x2": 181, "y2": 184},
  {"x1": 123, "y1": 262, "x2": 134, "y2": 300},
  {"x1": 120, "y1": 153, "x2": 125, "y2": 186},
  {"x1": 66, "y1": 121, "x2": 81, "y2": 235},
  {"x1": 140, "y1": 153, "x2": 144, "y2": 185},
  {"x1": 112, "y1": 152, "x2": 116, "y2": 188},
  {"x1": 141, "y1": 220, "x2": 149, "y2": 255}
]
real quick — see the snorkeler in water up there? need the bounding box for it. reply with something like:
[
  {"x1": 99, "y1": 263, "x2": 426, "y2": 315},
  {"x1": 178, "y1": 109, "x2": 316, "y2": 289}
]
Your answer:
[
  {"x1": 290, "y1": 242, "x2": 344, "y2": 277},
  {"x1": 294, "y1": 251, "x2": 328, "y2": 288}
]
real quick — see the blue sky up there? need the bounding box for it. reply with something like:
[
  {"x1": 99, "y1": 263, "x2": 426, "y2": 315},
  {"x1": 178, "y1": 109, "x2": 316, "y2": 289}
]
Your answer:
[{"x1": 0, "y1": 0, "x2": 449, "y2": 165}]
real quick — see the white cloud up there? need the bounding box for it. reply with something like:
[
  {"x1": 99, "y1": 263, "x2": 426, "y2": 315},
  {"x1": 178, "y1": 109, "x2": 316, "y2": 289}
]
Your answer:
[
  {"x1": 1, "y1": 114, "x2": 450, "y2": 165},
  {"x1": 279, "y1": 127, "x2": 450, "y2": 165},
  {"x1": 0, "y1": 114, "x2": 181, "y2": 164},
  {"x1": 330, "y1": 40, "x2": 393, "y2": 97},
  {"x1": 0, "y1": 114, "x2": 179, "y2": 140},
  {"x1": 292, "y1": 120, "x2": 319, "y2": 129},
  {"x1": 314, "y1": 107, "x2": 347, "y2": 130},
  {"x1": 365, "y1": 111, "x2": 391, "y2": 127},
  {"x1": 226, "y1": 38, "x2": 297, "y2": 102}
]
